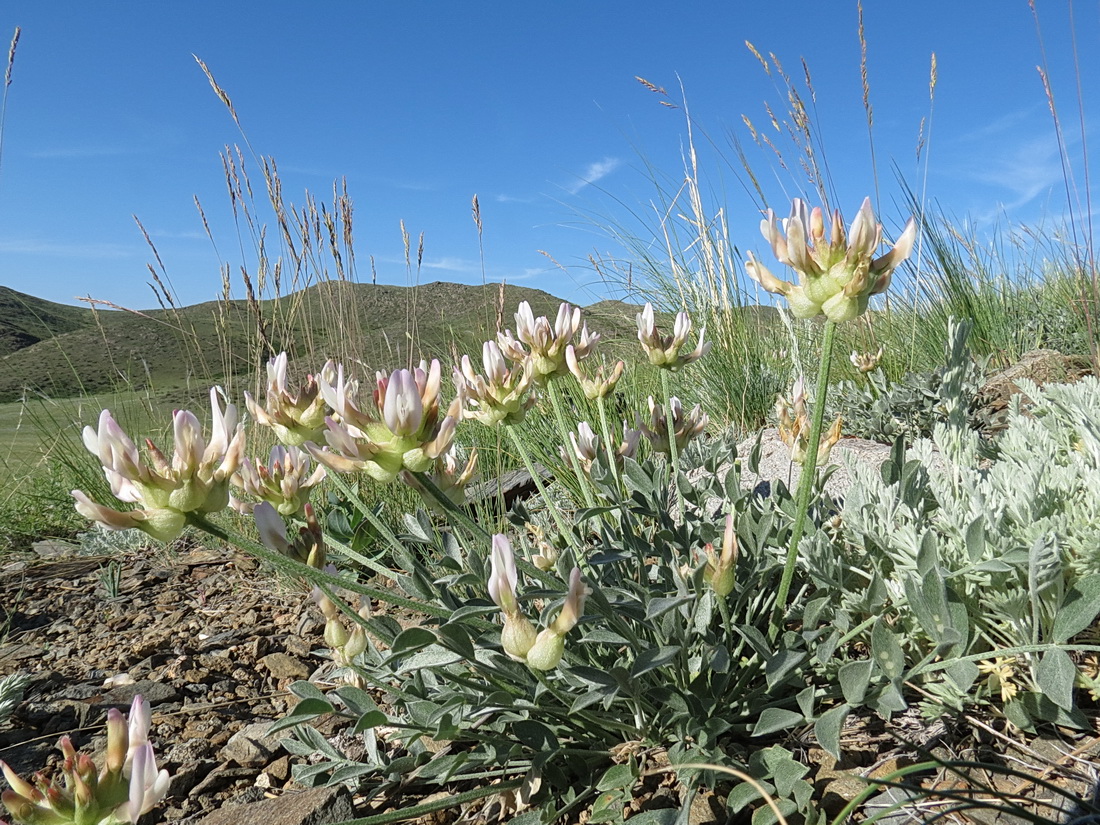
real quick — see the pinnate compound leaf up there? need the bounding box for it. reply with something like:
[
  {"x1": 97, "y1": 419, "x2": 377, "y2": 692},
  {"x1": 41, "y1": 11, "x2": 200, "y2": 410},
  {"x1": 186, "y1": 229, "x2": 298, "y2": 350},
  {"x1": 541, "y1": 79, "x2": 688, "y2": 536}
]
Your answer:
[
  {"x1": 838, "y1": 659, "x2": 873, "y2": 705},
  {"x1": 871, "y1": 619, "x2": 906, "y2": 681},
  {"x1": 288, "y1": 680, "x2": 328, "y2": 701},
  {"x1": 396, "y1": 644, "x2": 464, "y2": 673},
  {"x1": 596, "y1": 763, "x2": 637, "y2": 791},
  {"x1": 352, "y1": 710, "x2": 388, "y2": 734},
  {"x1": 266, "y1": 697, "x2": 334, "y2": 735},
  {"x1": 390, "y1": 626, "x2": 436, "y2": 655},
  {"x1": 632, "y1": 645, "x2": 682, "y2": 677}
]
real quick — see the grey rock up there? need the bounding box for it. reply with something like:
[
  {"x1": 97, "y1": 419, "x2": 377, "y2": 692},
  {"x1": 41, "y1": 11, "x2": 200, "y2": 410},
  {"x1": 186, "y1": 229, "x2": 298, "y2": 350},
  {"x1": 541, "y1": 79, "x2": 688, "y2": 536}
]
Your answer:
[
  {"x1": 192, "y1": 785, "x2": 355, "y2": 825},
  {"x1": 100, "y1": 679, "x2": 179, "y2": 708},
  {"x1": 734, "y1": 428, "x2": 893, "y2": 502},
  {"x1": 31, "y1": 539, "x2": 79, "y2": 558},
  {"x1": 687, "y1": 428, "x2": 947, "y2": 519},
  {"x1": 260, "y1": 652, "x2": 311, "y2": 680},
  {"x1": 219, "y1": 721, "x2": 282, "y2": 767}
]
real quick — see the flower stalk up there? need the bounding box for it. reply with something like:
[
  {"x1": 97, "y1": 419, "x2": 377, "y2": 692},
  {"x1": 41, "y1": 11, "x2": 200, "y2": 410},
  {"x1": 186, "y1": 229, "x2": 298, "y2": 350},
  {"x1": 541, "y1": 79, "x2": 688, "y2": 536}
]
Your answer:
[{"x1": 772, "y1": 318, "x2": 838, "y2": 636}]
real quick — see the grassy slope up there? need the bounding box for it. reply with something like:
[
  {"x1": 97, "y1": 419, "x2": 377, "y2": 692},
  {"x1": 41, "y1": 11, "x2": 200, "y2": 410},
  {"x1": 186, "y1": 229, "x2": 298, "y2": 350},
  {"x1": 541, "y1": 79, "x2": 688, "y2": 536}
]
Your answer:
[
  {"x1": 0, "y1": 286, "x2": 94, "y2": 358},
  {"x1": 0, "y1": 282, "x2": 642, "y2": 404}
]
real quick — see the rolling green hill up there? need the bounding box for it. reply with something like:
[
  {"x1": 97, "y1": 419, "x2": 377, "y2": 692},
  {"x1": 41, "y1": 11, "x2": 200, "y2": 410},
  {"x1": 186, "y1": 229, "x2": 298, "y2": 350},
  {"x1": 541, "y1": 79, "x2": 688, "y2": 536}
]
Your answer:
[{"x1": 0, "y1": 282, "x2": 643, "y2": 404}]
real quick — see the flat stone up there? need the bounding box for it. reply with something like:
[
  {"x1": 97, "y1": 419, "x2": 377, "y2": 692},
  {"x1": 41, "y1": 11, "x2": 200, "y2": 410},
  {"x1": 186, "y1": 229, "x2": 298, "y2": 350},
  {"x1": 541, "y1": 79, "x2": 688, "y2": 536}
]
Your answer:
[
  {"x1": 100, "y1": 679, "x2": 179, "y2": 708},
  {"x1": 260, "y1": 653, "x2": 311, "y2": 680},
  {"x1": 192, "y1": 785, "x2": 354, "y2": 825},
  {"x1": 219, "y1": 721, "x2": 282, "y2": 767},
  {"x1": 31, "y1": 539, "x2": 79, "y2": 558}
]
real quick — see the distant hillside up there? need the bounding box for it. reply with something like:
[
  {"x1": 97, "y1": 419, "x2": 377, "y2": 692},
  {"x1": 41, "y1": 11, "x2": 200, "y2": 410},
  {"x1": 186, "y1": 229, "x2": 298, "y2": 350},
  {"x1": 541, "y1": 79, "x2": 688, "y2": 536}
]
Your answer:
[
  {"x1": 0, "y1": 286, "x2": 95, "y2": 358},
  {"x1": 0, "y1": 282, "x2": 644, "y2": 403}
]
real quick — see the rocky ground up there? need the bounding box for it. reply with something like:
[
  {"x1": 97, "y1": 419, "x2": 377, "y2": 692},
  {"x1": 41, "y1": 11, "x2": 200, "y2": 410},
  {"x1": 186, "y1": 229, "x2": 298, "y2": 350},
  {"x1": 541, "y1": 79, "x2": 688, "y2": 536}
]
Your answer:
[
  {"x1": 0, "y1": 537, "x2": 363, "y2": 824},
  {"x1": 4, "y1": 530, "x2": 1100, "y2": 825}
]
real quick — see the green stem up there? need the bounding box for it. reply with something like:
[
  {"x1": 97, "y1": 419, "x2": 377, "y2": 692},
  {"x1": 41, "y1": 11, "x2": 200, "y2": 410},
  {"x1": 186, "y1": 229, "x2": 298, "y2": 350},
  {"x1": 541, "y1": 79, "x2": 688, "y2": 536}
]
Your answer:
[
  {"x1": 716, "y1": 593, "x2": 733, "y2": 640},
  {"x1": 186, "y1": 513, "x2": 451, "y2": 621},
  {"x1": 325, "y1": 471, "x2": 409, "y2": 561},
  {"x1": 772, "y1": 318, "x2": 838, "y2": 637},
  {"x1": 546, "y1": 378, "x2": 597, "y2": 509},
  {"x1": 504, "y1": 424, "x2": 576, "y2": 548},
  {"x1": 660, "y1": 370, "x2": 685, "y2": 520},
  {"x1": 409, "y1": 470, "x2": 490, "y2": 541},
  {"x1": 595, "y1": 394, "x2": 620, "y2": 488}
]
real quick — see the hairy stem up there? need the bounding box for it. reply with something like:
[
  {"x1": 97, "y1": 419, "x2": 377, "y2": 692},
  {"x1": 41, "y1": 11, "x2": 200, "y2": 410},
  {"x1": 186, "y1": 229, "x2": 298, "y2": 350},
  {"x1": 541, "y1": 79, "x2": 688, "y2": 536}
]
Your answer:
[
  {"x1": 547, "y1": 378, "x2": 598, "y2": 509},
  {"x1": 660, "y1": 369, "x2": 685, "y2": 520}
]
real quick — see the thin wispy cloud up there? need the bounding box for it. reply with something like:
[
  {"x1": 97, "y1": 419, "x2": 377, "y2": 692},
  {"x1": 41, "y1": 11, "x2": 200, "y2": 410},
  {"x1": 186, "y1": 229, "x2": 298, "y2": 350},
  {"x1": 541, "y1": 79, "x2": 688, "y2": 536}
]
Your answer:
[
  {"x1": 494, "y1": 193, "x2": 534, "y2": 204},
  {"x1": 28, "y1": 145, "x2": 136, "y2": 160},
  {"x1": 958, "y1": 132, "x2": 1068, "y2": 220},
  {"x1": 0, "y1": 239, "x2": 135, "y2": 258},
  {"x1": 150, "y1": 229, "x2": 206, "y2": 240},
  {"x1": 420, "y1": 256, "x2": 482, "y2": 274},
  {"x1": 565, "y1": 157, "x2": 622, "y2": 195}
]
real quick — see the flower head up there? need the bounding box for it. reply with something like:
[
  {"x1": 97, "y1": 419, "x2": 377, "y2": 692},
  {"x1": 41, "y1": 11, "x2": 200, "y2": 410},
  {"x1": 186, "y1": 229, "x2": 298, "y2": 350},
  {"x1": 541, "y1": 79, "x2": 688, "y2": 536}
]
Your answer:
[
  {"x1": 702, "y1": 513, "x2": 738, "y2": 597},
  {"x1": 311, "y1": 360, "x2": 460, "y2": 483},
  {"x1": 497, "y1": 301, "x2": 596, "y2": 383},
  {"x1": 73, "y1": 389, "x2": 245, "y2": 541},
  {"x1": 245, "y1": 353, "x2": 335, "y2": 446},
  {"x1": 1, "y1": 694, "x2": 168, "y2": 825},
  {"x1": 850, "y1": 345, "x2": 884, "y2": 374},
  {"x1": 566, "y1": 346, "x2": 624, "y2": 400},
  {"x1": 454, "y1": 340, "x2": 536, "y2": 427},
  {"x1": 254, "y1": 501, "x2": 327, "y2": 569},
  {"x1": 400, "y1": 445, "x2": 478, "y2": 512},
  {"x1": 488, "y1": 535, "x2": 538, "y2": 661},
  {"x1": 527, "y1": 568, "x2": 588, "y2": 671},
  {"x1": 775, "y1": 379, "x2": 843, "y2": 465},
  {"x1": 636, "y1": 303, "x2": 711, "y2": 369},
  {"x1": 561, "y1": 421, "x2": 640, "y2": 476},
  {"x1": 233, "y1": 445, "x2": 326, "y2": 516},
  {"x1": 746, "y1": 198, "x2": 916, "y2": 323},
  {"x1": 638, "y1": 396, "x2": 708, "y2": 455}
]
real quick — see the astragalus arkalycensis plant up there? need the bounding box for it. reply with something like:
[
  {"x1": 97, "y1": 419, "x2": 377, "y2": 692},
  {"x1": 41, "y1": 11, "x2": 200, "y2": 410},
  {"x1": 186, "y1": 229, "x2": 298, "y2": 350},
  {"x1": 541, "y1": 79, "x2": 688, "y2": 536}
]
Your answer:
[
  {"x1": 745, "y1": 197, "x2": 916, "y2": 324},
  {"x1": 635, "y1": 301, "x2": 712, "y2": 516},
  {"x1": 1, "y1": 696, "x2": 169, "y2": 825},
  {"x1": 636, "y1": 302, "x2": 711, "y2": 369},
  {"x1": 775, "y1": 376, "x2": 843, "y2": 466},
  {"x1": 746, "y1": 197, "x2": 916, "y2": 632},
  {"x1": 496, "y1": 300, "x2": 597, "y2": 384},
  {"x1": 561, "y1": 421, "x2": 640, "y2": 476},
  {"x1": 488, "y1": 534, "x2": 587, "y2": 670},
  {"x1": 72, "y1": 388, "x2": 244, "y2": 542},
  {"x1": 637, "y1": 395, "x2": 708, "y2": 456},
  {"x1": 453, "y1": 340, "x2": 536, "y2": 427}
]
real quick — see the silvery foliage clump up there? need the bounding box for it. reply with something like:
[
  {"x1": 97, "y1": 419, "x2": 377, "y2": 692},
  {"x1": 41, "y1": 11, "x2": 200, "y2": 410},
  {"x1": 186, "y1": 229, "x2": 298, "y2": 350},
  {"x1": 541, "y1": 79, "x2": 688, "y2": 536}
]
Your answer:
[
  {"x1": 0, "y1": 673, "x2": 30, "y2": 727},
  {"x1": 834, "y1": 368, "x2": 1100, "y2": 729},
  {"x1": 829, "y1": 320, "x2": 989, "y2": 444},
  {"x1": 78, "y1": 524, "x2": 157, "y2": 557}
]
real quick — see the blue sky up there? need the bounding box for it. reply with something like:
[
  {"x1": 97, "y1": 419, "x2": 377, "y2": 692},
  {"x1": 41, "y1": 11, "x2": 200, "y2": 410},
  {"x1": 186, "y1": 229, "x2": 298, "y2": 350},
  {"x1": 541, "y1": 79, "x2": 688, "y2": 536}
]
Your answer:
[{"x1": 0, "y1": 2, "x2": 1095, "y2": 311}]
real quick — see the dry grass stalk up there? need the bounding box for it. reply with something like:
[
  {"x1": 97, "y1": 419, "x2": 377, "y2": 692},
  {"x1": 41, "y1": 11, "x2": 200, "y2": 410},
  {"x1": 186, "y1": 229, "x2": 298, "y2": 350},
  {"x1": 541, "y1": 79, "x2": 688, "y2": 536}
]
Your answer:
[{"x1": 5, "y1": 26, "x2": 18, "y2": 87}]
